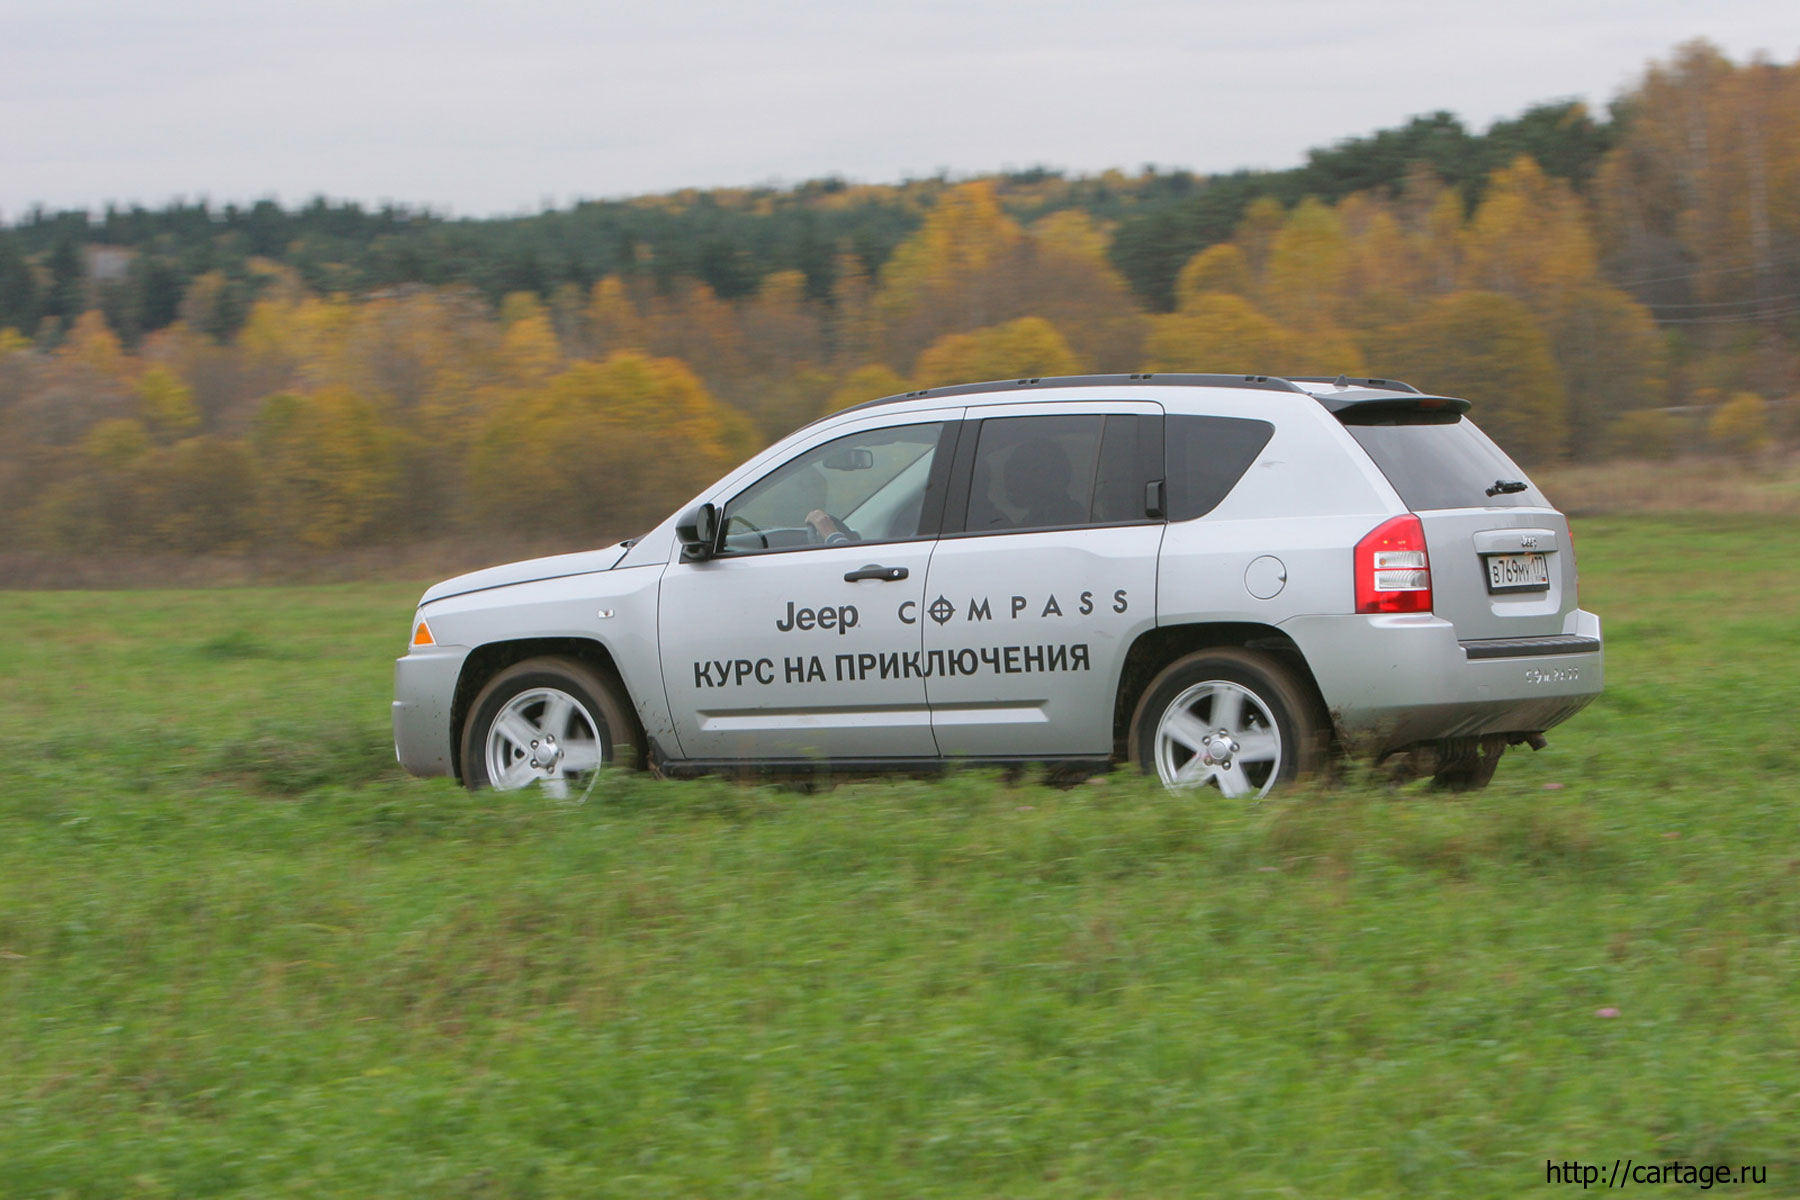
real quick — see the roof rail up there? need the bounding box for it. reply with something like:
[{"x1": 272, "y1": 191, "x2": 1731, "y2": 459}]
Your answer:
[{"x1": 834, "y1": 372, "x2": 1309, "y2": 417}]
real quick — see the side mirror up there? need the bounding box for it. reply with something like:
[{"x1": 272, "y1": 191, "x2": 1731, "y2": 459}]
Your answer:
[{"x1": 676, "y1": 502, "x2": 719, "y2": 561}]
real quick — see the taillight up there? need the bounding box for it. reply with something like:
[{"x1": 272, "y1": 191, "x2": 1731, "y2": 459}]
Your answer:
[{"x1": 1356, "y1": 514, "x2": 1432, "y2": 613}]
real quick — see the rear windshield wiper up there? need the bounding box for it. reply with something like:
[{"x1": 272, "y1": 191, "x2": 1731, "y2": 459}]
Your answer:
[{"x1": 1485, "y1": 479, "x2": 1528, "y2": 497}]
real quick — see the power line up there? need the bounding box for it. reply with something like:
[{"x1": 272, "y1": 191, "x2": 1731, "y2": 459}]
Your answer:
[
  {"x1": 1653, "y1": 301, "x2": 1800, "y2": 325},
  {"x1": 1609, "y1": 251, "x2": 1800, "y2": 289},
  {"x1": 1647, "y1": 290, "x2": 1800, "y2": 312}
]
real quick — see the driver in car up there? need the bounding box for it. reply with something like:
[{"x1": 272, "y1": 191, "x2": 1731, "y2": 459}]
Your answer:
[{"x1": 792, "y1": 467, "x2": 860, "y2": 544}]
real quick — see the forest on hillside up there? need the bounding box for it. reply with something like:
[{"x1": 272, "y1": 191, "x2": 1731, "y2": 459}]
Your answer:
[{"x1": 0, "y1": 40, "x2": 1794, "y2": 561}]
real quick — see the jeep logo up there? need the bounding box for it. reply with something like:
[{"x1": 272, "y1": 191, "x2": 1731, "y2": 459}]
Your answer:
[
  {"x1": 776, "y1": 601, "x2": 860, "y2": 635},
  {"x1": 1520, "y1": 535, "x2": 1539, "y2": 549}
]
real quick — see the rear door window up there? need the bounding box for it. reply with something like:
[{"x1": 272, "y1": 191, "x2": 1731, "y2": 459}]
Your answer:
[
  {"x1": 961, "y1": 413, "x2": 1151, "y2": 533},
  {"x1": 1343, "y1": 415, "x2": 1545, "y2": 510}
]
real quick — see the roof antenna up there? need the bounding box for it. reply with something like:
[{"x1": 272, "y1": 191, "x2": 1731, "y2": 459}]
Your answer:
[{"x1": 1333, "y1": 374, "x2": 1350, "y2": 388}]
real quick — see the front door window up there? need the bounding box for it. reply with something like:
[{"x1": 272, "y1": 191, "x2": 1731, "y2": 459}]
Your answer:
[{"x1": 721, "y1": 423, "x2": 944, "y2": 553}]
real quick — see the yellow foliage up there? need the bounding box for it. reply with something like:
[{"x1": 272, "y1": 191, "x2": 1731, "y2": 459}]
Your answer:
[
  {"x1": 741, "y1": 271, "x2": 825, "y2": 379},
  {"x1": 1263, "y1": 198, "x2": 1350, "y2": 327},
  {"x1": 1030, "y1": 210, "x2": 1111, "y2": 265},
  {"x1": 83, "y1": 418, "x2": 152, "y2": 468},
  {"x1": 1461, "y1": 157, "x2": 1598, "y2": 312},
  {"x1": 829, "y1": 253, "x2": 877, "y2": 366},
  {"x1": 1423, "y1": 187, "x2": 1466, "y2": 291},
  {"x1": 60, "y1": 311, "x2": 129, "y2": 378},
  {"x1": 1343, "y1": 208, "x2": 1435, "y2": 327},
  {"x1": 498, "y1": 309, "x2": 562, "y2": 387},
  {"x1": 912, "y1": 317, "x2": 1081, "y2": 389},
  {"x1": 1143, "y1": 294, "x2": 1298, "y2": 374},
  {"x1": 1371, "y1": 290, "x2": 1568, "y2": 461},
  {"x1": 824, "y1": 364, "x2": 910, "y2": 415},
  {"x1": 1708, "y1": 391, "x2": 1773, "y2": 456},
  {"x1": 135, "y1": 436, "x2": 260, "y2": 553},
  {"x1": 587, "y1": 277, "x2": 648, "y2": 354},
  {"x1": 876, "y1": 181, "x2": 1023, "y2": 324},
  {"x1": 1548, "y1": 286, "x2": 1667, "y2": 455},
  {"x1": 253, "y1": 388, "x2": 402, "y2": 549},
  {"x1": 468, "y1": 353, "x2": 758, "y2": 534},
  {"x1": 748, "y1": 364, "x2": 837, "y2": 439},
  {"x1": 755, "y1": 270, "x2": 809, "y2": 310},
  {"x1": 135, "y1": 367, "x2": 202, "y2": 442},
  {"x1": 499, "y1": 292, "x2": 548, "y2": 326},
  {"x1": 243, "y1": 296, "x2": 357, "y2": 387},
  {"x1": 644, "y1": 282, "x2": 746, "y2": 385},
  {"x1": 1234, "y1": 197, "x2": 1288, "y2": 276},
  {"x1": 0, "y1": 328, "x2": 30, "y2": 357},
  {"x1": 1175, "y1": 245, "x2": 1253, "y2": 308},
  {"x1": 1290, "y1": 324, "x2": 1368, "y2": 376},
  {"x1": 238, "y1": 299, "x2": 297, "y2": 364}
]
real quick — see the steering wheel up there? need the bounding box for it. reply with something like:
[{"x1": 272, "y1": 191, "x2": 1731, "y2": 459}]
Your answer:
[{"x1": 723, "y1": 512, "x2": 769, "y2": 549}]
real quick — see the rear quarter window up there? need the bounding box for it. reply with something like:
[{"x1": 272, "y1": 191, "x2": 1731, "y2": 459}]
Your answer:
[
  {"x1": 1166, "y1": 415, "x2": 1275, "y2": 520},
  {"x1": 1344, "y1": 414, "x2": 1545, "y2": 510}
]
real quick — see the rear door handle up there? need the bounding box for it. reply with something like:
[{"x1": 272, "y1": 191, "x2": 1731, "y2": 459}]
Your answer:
[{"x1": 844, "y1": 564, "x2": 909, "y2": 582}]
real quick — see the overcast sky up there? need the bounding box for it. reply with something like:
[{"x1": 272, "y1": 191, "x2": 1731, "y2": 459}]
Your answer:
[{"x1": 1, "y1": 0, "x2": 1793, "y2": 221}]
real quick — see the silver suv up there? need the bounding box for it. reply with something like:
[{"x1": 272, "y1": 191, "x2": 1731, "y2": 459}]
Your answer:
[{"x1": 393, "y1": 374, "x2": 1602, "y2": 797}]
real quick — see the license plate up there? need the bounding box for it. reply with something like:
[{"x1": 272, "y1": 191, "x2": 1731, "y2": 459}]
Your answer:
[{"x1": 1486, "y1": 552, "x2": 1550, "y2": 593}]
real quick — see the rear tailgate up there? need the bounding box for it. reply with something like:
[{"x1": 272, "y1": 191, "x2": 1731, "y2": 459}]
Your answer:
[{"x1": 1343, "y1": 411, "x2": 1574, "y2": 641}]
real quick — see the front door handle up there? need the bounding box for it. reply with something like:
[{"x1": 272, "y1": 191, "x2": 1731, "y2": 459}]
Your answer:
[{"x1": 844, "y1": 564, "x2": 909, "y2": 582}]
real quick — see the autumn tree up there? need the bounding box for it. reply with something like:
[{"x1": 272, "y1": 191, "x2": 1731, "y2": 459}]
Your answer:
[
  {"x1": 467, "y1": 353, "x2": 758, "y2": 536},
  {"x1": 1013, "y1": 211, "x2": 1147, "y2": 369},
  {"x1": 1340, "y1": 203, "x2": 1431, "y2": 330},
  {"x1": 584, "y1": 276, "x2": 650, "y2": 358},
  {"x1": 1262, "y1": 198, "x2": 1352, "y2": 328},
  {"x1": 1546, "y1": 287, "x2": 1667, "y2": 455},
  {"x1": 1708, "y1": 391, "x2": 1773, "y2": 456},
  {"x1": 135, "y1": 366, "x2": 202, "y2": 442},
  {"x1": 1460, "y1": 156, "x2": 1599, "y2": 314},
  {"x1": 1174, "y1": 244, "x2": 1252, "y2": 307},
  {"x1": 1143, "y1": 293, "x2": 1365, "y2": 377},
  {"x1": 253, "y1": 389, "x2": 403, "y2": 549},
  {"x1": 824, "y1": 364, "x2": 910, "y2": 415},
  {"x1": 133, "y1": 436, "x2": 260, "y2": 552},
  {"x1": 872, "y1": 181, "x2": 1026, "y2": 365},
  {"x1": 1370, "y1": 291, "x2": 1568, "y2": 461},
  {"x1": 1144, "y1": 294, "x2": 1297, "y2": 374},
  {"x1": 912, "y1": 317, "x2": 1081, "y2": 389}
]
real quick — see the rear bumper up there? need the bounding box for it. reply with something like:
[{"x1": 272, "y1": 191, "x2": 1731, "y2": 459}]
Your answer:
[
  {"x1": 392, "y1": 646, "x2": 469, "y2": 778},
  {"x1": 1281, "y1": 609, "x2": 1603, "y2": 754}
]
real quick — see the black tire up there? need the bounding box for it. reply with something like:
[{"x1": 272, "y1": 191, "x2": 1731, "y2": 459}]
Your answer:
[
  {"x1": 1431, "y1": 735, "x2": 1508, "y2": 791},
  {"x1": 1128, "y1": 648, "x2": 1325, "y2": 797},
  {"x1": 460, "y1": 656, "x2": 638, "y2": 795}
]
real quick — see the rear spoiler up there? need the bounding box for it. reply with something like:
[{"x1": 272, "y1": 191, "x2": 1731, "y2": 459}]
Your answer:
[{"x1": 1317, "y1": 392, "x2": 1472, "y2": 421}]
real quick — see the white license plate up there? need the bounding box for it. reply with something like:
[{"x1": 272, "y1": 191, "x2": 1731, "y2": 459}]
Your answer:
[{"x1": 1486, "y1": 552, "x2": 1550, "y2": 593}]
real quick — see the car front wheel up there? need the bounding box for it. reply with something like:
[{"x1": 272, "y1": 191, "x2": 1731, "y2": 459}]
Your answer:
[
  {"x1": 460, "y1": 657, "x2": 636, "y2": 799},
  {"x1": 1130, "y1": 648, "x2": 1324, "y2": 798}
]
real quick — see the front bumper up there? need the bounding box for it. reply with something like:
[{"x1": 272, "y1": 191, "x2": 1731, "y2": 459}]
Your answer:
[
  {"x1": 392, "y1": 645, "x2": 470, "y2": 778},
  {"x1": 1281, "y1": 609, "x2": 1604, "y2": 754}
]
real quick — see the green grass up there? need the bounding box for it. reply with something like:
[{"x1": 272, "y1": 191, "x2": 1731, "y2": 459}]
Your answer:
[{"x1": 2, "y1": 517, "x2": 1797, "y2": 1197}]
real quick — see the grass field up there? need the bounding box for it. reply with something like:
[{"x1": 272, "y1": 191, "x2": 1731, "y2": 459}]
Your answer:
[{"x1": 2, "y1": 516, "x2": 1797, "y2": 1197}]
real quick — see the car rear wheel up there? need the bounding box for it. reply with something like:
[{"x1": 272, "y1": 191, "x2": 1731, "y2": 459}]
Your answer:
[
  {"x1": 460, "y1": 657, "x2": 636, "y2": 800},
  {"x1": 1130, "y1": 648, "x2": 1324, "y2": 798}
]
